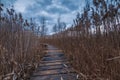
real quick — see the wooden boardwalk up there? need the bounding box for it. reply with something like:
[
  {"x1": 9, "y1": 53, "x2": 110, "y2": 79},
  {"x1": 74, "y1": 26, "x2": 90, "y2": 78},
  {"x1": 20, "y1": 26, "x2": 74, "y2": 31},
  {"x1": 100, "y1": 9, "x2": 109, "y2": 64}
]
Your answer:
[{"x1": 30, "y1": 45, "x2": 78, "y2": 80}]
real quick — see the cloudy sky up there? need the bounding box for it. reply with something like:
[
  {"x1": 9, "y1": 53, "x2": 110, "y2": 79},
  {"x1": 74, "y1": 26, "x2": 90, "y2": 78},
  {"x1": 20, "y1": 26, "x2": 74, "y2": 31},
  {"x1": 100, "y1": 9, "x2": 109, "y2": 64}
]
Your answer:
[{"x1": 1, "y1": 0, "x2": 86, "y2": 34}]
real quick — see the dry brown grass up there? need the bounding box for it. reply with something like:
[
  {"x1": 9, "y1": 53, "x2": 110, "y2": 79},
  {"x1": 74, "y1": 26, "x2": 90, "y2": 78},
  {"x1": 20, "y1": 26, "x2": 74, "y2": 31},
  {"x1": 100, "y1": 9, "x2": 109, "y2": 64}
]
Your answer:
[
  {"x1": 46, "y1": 30, "x2": 120, "y2": 80},
  {"x1": 0, "y1": 5, "x2": 45, "y2": 79},
  {"x1": 44, "y1": 0, "x2": 120, "y2": 80}
]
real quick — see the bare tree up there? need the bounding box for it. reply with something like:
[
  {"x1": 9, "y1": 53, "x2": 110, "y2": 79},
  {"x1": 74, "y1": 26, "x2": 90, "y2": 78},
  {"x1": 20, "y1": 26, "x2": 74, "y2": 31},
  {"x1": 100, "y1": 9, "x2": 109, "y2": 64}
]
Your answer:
[
  {"x1": 40, "y1": 17, "x2": 48, "y2": 37},
  {"x1": 53, "y1": 24, "x2": 58, "y2": 33}
]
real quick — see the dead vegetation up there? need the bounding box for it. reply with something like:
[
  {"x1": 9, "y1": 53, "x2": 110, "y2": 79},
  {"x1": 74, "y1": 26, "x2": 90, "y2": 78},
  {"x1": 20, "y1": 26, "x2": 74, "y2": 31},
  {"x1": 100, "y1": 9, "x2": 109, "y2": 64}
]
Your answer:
[
  {"x1": 45, "y1": 0, "x2": 120, "y2": 80},
  {"x1": 0, "y1": 4, "x2": 45, "y2": 80},
  {"x1": 0, "y1": 0, "x2": 120, "y2": 80}
]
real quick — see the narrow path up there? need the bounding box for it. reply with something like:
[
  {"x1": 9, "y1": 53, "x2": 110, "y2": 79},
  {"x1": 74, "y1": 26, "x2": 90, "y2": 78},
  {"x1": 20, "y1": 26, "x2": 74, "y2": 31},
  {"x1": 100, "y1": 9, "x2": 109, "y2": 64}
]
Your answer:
[{"x1": 30, "y1": 45, "x2": 78, "y2": 80}]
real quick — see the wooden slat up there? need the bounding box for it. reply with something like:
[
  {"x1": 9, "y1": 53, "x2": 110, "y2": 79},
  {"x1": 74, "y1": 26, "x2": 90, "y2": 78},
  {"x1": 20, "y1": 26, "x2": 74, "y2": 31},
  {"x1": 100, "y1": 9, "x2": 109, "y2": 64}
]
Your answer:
[
  {"x1": 32, "y1": 69, "x2": 76, "y2": 77},
  {"x1": 37, "y1": 64, "x2": 71, "y2": 71},
  {"x1": 40, "y1": 60, "x2": 66, "y2": 63},
  {"x1": 39, "y1": 61, "x2": 69, "y2": 66},
  {"x1": 44, "y1": 50, "x2": 63, "y2": 53}
]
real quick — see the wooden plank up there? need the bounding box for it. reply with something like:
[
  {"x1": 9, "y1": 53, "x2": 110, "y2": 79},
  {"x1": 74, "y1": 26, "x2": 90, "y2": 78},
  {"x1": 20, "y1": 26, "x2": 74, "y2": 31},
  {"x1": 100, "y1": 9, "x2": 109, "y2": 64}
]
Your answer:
[
  {"x1": 44, "y1": 50, "x2": 63, "y2": 53},
  {"x1": 44, "y1": 53, "x2": 64, "y2": 57},
  {"x1": 31, "y1": 73, "x2": 78, "y2": 80},
  {"x1": 39, "y1": 61, "x2": 69, "y2": 66},
  {"x1": 41, "y1": 57, "x2": 66, "y2": 62},
  {"x1": 32, "y1": 69, "x2": 76, "y2": 77},
  {"x1": 37, "y1": 64, "x2": 71, "y2": 71},
  {"x1": 40, "y1": 60, "x2": 67, "y2": 63}
]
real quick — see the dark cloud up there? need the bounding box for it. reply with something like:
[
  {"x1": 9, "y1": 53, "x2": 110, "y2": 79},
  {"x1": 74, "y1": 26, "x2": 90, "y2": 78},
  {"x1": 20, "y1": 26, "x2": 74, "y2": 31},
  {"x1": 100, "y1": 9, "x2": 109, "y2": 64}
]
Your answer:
[
  {"x1": 61, "y1": 0, "x2": 79, "y2": 10},
  {"x1": 1, "y1": 0, "x2": 86, "y2": 34}
]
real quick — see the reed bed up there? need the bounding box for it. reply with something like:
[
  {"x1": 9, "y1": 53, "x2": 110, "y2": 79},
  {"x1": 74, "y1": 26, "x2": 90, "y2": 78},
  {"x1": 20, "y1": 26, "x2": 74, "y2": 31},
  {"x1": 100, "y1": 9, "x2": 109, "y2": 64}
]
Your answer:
[
  {"x1": 0, "y1": 4, "x2": 45, "y2": 79},
  {"x1": 45, "y1": 0, "x2": 120, "y2": 79}
]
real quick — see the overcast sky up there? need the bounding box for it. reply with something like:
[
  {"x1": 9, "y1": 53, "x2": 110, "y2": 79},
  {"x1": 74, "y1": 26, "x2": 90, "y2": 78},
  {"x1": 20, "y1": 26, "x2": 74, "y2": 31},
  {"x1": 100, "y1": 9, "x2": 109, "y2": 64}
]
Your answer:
[{"x1": 1, "y1": 0, "x2": 86, "y2": 34}]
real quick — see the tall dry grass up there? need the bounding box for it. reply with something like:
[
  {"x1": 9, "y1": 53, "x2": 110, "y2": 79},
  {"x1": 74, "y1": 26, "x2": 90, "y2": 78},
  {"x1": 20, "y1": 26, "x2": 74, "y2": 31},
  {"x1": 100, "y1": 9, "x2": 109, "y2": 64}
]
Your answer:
[
  {"x1": 45, "y1": 0, "x2": 120, "y2": 80},
  {"x1": 0, "y1": 4, "x2": 45, "y2": 80}
]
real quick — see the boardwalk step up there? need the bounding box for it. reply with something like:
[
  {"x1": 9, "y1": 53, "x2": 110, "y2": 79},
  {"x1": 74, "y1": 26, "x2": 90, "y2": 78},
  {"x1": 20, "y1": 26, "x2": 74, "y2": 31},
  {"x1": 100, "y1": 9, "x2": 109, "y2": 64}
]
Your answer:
[
  {"x1": 31, "y1": 73, "x2": 77, "y2": 80},
  {"x1": 44, "y1": 53, "x2": 64, "y2": 57},
  {"x1": 42, "y1": 57, "x2": 66, "y2": 61},
  {"x1": 44, "y1": 50, "x2": 63, "y2": 53},
  {"x1": 39, "y1": 61, "x2": 69, "y2": 66},
  {"x1": 32, "y1": 69, "x2": 76, "y2": 77},
  {"x1": 37, "y1": 64, "x2": 71, "y2": 71},
  {"x1": 40, "y1": 60, "x2": 67, "y2": 63}
]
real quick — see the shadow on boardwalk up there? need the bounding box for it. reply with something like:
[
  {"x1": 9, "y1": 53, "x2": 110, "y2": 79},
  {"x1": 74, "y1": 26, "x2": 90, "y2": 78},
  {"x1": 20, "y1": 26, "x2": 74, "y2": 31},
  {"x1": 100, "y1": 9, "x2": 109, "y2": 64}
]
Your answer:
[{"x1": 30, "y1": 45, "x2": 78, "y2": 80}]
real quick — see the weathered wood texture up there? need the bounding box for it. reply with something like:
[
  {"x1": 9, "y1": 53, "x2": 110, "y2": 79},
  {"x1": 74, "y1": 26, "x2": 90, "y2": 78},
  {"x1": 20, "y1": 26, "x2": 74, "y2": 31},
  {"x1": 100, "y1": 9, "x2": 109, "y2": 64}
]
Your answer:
[{"x1": 30, "y1": 45, "x2": 78, "y2": 80}]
